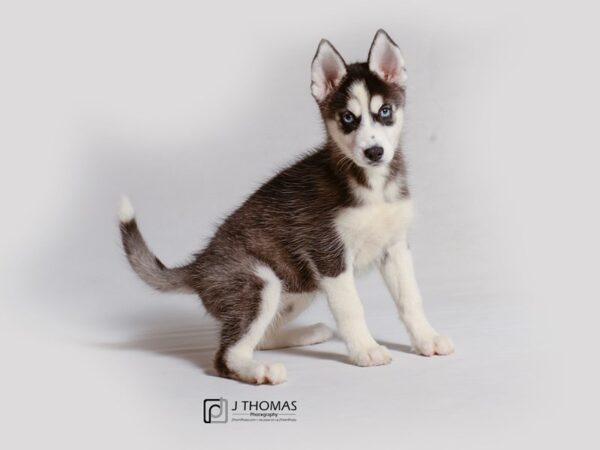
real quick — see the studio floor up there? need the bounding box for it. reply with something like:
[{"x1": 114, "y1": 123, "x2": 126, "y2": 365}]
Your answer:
[{"x1": 2, "y1": 264, "x2": 571, "y2": 449}]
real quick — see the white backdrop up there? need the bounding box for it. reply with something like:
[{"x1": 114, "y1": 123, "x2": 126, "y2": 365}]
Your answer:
[{"x1": 1, "y1": 1, "x2": 599, "y2": 448}]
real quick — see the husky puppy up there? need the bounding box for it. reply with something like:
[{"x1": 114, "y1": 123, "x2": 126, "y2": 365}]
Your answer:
[{"x1": 119, "y1": 29, "x2": 454, "y2": 385}]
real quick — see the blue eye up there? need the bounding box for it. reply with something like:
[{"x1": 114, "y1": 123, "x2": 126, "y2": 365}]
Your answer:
[
  {"x1": 379, "y1": 105, "x2": 392, "y2": 119},
  {"x1": 341, "y1": 112, "x2": 355, "y2": 125}
]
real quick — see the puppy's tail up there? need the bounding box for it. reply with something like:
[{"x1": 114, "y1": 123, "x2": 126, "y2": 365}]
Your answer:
[{"x1": 118, "y1": 195, "x2": 193, "y2": 294}]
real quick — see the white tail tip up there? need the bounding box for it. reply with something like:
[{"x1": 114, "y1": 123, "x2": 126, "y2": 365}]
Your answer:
[{"x1": 118, "y1": 195, "x2": 135, "y2": 222}]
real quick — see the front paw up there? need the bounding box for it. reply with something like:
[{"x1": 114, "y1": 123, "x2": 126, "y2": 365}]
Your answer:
[
  {"x1": 350, "y1": 345, "x2": 392, "y2": 367},
  {"x1": 412, "y1": 334, "x2": 455, "y2": 356}
]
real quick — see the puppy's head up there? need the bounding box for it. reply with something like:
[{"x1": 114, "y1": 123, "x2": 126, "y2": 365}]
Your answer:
[{"x1": 311, "y1": 30, "x2": 407, "y2": 169}]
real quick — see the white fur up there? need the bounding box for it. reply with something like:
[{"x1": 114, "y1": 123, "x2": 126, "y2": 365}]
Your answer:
[
  {"x1": 118, "y1": 195, "x2": 135, "y2": 222},
  {"x1": 330, "y1": 196, "x2": 454, "y2": 359},
  {"x1": 278, "y1": 292, "x2": 315, "y2": 321},
  {"x1": 224, "y1": 266, "x2": 287, "y2": 384},
  {"x1": 350, "y1": 167, "x2": 400, "y2": 204},
  {"x1": 379, "y1": 240, "x2": 455, "y2": 356},
  {"x1": 258, "y1": 292, "x2": 324, "y2": 350},
  {"x1": 259, "y1": 323, "x2": 333, "y2": 350},
  {"x1": 326, "y1": 81, "x2": 404, "y2": 169},
  {"x1": 368, "y1": 30, "x2": 407, "y2": 85},
  {"x1": 321, "y1": 265, "x2": 391, "y2": 366},
  {"x1": 336, "y1": 196, "x2": 413, "y2": 271},
  {"x1": 370, "y1": 94, "x2": 384, "y2": 114},
  {"x1": 347, "y1": 97, "x2": 362, "y2": 117}
]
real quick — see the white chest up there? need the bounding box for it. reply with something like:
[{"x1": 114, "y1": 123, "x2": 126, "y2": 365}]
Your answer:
[{"x1": 335, "y1": 197, "x2": 413, "y2": 271}]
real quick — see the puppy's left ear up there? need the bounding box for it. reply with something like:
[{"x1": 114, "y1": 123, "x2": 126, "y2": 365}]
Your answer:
[{"x1": 368, "y1": 29, "x2": 407, "y2": 85}]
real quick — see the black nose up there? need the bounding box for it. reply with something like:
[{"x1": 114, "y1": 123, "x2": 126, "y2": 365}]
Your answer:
[{"x1": 364, "y1": 146, "x2": 384, "y2": 163}]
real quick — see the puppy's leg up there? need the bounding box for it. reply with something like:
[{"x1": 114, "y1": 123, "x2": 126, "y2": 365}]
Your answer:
[
  {"x1": 258, "y1": 293, "x2": 333, "y2": 350},
  {"x1": 321, "y1": 268, "x2": 391, "y2": 366},
  {"x1": 379, "y1": 240, "x2": 454, "y2": 356},
  {"x1": 259, "y1": 324, "x2": 334, "y2": 350},
  {"x1": 214, "y1": 265, "x2": 287, "y2": 384}
]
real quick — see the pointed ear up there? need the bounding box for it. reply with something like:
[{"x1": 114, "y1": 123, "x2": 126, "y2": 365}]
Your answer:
[
  {"x1": 368, "y1": 29, "x2": 407, "y2": 85},
  {"x1": 311, "y1": 39, "x2": 347, "y2": 102}
]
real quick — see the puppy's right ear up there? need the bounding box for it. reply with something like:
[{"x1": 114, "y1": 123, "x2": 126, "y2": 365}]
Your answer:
[{"x1": 311, "y1": 39, "x2": 347, "y2": 102}]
